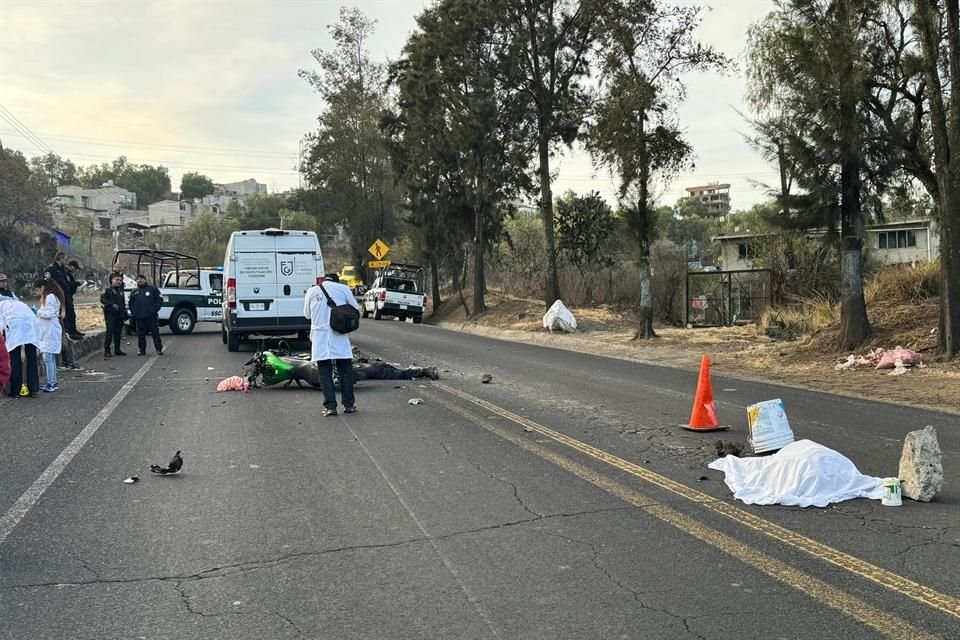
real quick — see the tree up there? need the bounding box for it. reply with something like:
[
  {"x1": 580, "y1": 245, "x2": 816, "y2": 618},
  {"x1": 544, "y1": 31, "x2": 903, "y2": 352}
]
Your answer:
[
  {"x1": 0, "y1": 142, "x2": 57, "y2": 280},
  {"x1": 180, "y1": 172, "x2": 215, "y2": 200},
  {"x1": 914, "y1": 0, "x2": 960, "y2": 359},
  {"x1": 554, "y1": 191, "x2": 616, "y2": 295},
  {"x1": 747, "y1": 0, "x2": 889, "y2": 350},
  {"x1": 504, "y1": 0, "x2": 609, "y2": 308},
  {"x1": 299, "y1": 8, "x2": 401, "y2": 272},
  {"x1": 224, "y1": 193, "x2": 290, "y2": 229},
  {"x1": 29, "y1": 153, "x2": 77, "y2": 196},
  {"x1": 179, "y1": 211, "x2": 238, "y2": 266},
  {"x1": 588, "y1": 1, "x2": 730, "y2": 338},
  {"x1": 78, "y1": 156, "x2": 171, "y2": 207},
  {"x1": 390, "y1": 0, "x2": 532, "y2": 314}
]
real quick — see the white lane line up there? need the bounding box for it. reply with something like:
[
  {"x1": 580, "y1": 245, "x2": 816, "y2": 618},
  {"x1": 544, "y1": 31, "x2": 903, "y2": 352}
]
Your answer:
[{"x1": 0, "y1": 353, "x2": 161, "y2": 547}]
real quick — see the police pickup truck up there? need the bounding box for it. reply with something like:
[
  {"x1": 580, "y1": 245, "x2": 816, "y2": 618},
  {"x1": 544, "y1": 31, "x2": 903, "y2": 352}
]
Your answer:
[
  {"x1": 114, "y1": 249, "x2": 223, "y2": 335},
  {"x1": 361, "y1": 263, "x2": 427, "y2": 323}
]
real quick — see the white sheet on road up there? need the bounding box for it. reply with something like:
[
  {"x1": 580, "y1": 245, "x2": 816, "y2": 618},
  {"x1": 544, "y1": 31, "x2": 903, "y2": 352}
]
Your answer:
[{"x1": 708, "y1": 439, "x2": 884, "y2": 507}]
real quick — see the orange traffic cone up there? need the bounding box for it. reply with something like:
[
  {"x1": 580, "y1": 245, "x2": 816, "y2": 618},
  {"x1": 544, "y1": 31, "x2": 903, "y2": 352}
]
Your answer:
[{"x1": 682, "y1": 354, "x2": 728, "y2": 432}]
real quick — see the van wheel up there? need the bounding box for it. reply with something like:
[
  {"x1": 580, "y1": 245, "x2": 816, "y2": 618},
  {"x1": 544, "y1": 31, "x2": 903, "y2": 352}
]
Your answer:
[
  {"x1": 227, "y1": 332, "x2": 241, "y2": 352},
  {"x1": 170, "y1": 307, "x2": 196, "y2": 335},
  {"x1": 413, "y1": 315, "x2": 422, "y2": 324},
  {"x1": 221, "y1": 325, "x2": 228, "y2": 344},
  {"x1": 361, "y1": 304, "x2": 369, "y2": 319},
  {"x1": 374, "y1": 304, "x2": 383, "y2": 320}
]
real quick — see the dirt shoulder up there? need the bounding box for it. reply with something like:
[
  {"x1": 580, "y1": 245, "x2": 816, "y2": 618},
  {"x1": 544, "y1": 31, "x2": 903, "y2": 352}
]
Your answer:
[{"x1": 429, "y1": 292, "x2": 960, "y2": 415}]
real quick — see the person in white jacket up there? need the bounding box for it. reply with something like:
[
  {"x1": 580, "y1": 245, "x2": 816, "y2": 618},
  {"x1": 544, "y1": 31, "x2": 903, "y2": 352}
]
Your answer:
[
  {"x1": 0, "y1": 297, "x2": 41, "y2": 397},
  {"x1": 304, "y1": 273, "x2": 360, "y2": 416},
  {"x1": 34, "y1": 278, "x2": 65, "y2": 393}
]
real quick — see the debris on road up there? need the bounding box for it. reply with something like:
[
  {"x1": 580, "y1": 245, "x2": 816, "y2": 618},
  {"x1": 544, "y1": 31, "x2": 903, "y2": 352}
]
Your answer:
[
  {"x1": 714, "y1": 440, "x2": 743, "y2": 458},
  {"x1": 543, "y1": 299, "x2": 577, "y2": 333},
  {"x1": 708, "y1": 440, "x2": 884, "y2": 507},
  {"x1": 481, "y1": 373, "x2": 493, "y2": 384},
  {"x1": 150, "y1": 450, "x2": 183, "y2": 475},
  {"x1": 216, "y1": 376, "x2": 249, "y2": 392},
  {"x1": 207, "y1": 367, "x2": 215, "y2": 370},
  {"x1": 899, "y1": 425, "x2": 943, "y2": 502},
  {"x1": 123, "y1": 476, "x2": 139, "y2": 484},
  {"x1": 408, "y1": 398, "x2": 424, "y2": 405}
]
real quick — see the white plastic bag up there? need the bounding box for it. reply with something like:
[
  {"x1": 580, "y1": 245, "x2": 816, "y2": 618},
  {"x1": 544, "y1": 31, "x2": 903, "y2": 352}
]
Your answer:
[{"x1": 543, "y1": 299, "x2": 577, "y2": 333}]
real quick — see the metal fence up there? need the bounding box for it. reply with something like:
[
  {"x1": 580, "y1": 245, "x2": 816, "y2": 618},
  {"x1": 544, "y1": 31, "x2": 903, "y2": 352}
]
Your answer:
[{"x1": 684, "y1": 269, "x2": 772, "y2": 328}]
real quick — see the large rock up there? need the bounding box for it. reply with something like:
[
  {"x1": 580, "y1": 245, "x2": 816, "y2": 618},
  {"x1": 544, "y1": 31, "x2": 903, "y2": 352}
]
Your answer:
[{"x1": 898, "y1": 426, "x2": 943, "y2": 502}]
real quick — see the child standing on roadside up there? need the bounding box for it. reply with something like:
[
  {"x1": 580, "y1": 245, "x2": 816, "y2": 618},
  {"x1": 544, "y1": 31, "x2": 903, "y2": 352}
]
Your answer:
[{"x1": 34, "y1": 278, "x2": 65, "y2": 393}]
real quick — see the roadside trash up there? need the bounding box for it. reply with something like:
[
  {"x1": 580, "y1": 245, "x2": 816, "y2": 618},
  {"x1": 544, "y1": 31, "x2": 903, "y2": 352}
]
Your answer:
[
  {"x1": 889, "y1": 359, "x2": 909, "y2": 376},
  {"x1": 123, "y1": 476, "x2": 139, "y2": 484},
  {"x1": 876, "y1": 346, "x2": 922, "y2": 369},
  {"x1": 19, "y1": 384, "x2": 29, "y2": 397},
  {"x1": 216, "y1": 376, "x2": 249, "y2": 392},
  {"x1": 714, "y1": 440, "x2": 743, "y2": 458},
  {"x1": 408, "y1": 398, "x2": 423, "y2": 405},
  {"x1": 835, "y1": 346, "x2": 922, "y2": 372},
  {"x1": 523, "y1": 426, "x2": 533, "y2": 433},
  {"x1": 898, "y1": 425, "x2": 943, "y2": 502},
  {"x1": 746, "y1": 399, "x2": 795, "y2": 454},
  {"x1": 481, "y1": 373, "x2": 493, "y2": 384},
  {"x1": 881, "y1": 478, "x2": 902, "y2": 506},
  {"x1": 543, "y1": 299, "x2": 577, "y2": 333},
  {"x1": 150, "y1": 450, "x2": 183, "y2": 475},
  {"x1": 207, "y1": 367, "x2": 215, "y2": 371},
  {"x1": 683, "y1": 354, "x2": 728, "y2": 431},
  {"x1": 708, "y1": 440, "x2": 884, "y2": 507}
]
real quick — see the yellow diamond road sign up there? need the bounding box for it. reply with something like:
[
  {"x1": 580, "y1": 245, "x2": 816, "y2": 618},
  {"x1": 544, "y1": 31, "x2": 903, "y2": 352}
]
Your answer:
[
  {"x1": 368, "y1": 260, "x2": 390, "y2": 269},
  {"x1": 368, "y1": 239, "x2": 390, "y2": 260}
]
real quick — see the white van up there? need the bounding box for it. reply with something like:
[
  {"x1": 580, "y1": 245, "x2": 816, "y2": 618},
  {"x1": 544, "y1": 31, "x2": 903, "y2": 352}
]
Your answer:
[{"x1": 221, "y1": 229, "x2": 324, "y2": 351}]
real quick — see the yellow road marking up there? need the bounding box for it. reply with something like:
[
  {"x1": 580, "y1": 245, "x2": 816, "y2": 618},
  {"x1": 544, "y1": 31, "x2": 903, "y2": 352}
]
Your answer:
[
  {"x1": 435, "y1": 383, "x2": 960, "y2": 623},
  {"x1": 427, "y1": 391, "x2": 939, "y2": 640}
]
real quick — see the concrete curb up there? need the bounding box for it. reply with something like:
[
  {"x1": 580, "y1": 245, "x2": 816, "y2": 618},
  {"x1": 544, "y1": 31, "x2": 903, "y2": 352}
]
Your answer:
[{"x1": 67, "y1": 330, "x2": 109, "y2": 362}]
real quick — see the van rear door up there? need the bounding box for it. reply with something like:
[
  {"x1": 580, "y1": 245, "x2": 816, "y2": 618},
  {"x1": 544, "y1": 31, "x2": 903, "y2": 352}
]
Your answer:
[
  {"x1": 233, "y1": 234, "x2": 278, "y2": 324},
  {"x1": 275, "y1": 233, "x2": 323, "y2": 322}
]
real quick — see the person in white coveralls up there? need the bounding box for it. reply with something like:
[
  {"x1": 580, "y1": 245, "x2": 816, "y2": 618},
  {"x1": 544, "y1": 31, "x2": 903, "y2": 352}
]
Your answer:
[{"x1": 304, "y1": 273, "x2": 360, "y2": 417}]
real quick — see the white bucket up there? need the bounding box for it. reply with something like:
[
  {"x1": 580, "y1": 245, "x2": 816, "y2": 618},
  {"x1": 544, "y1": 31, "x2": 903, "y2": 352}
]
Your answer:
[
  {"x1": 881, "y1": 478, "x2": 902, "y2": 506},
  {"x1": 747, "y1": 399, "x2": 795, "y2": 454}
]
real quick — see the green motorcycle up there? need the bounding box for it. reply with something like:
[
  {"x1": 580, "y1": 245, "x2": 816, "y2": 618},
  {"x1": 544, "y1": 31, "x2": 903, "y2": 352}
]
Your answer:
[
  {"x1": 244, "y1": 342, "x2": 356, "y2": 390},
  {"x1": 244, "y1": 343, "x2": 323, "y2": 389}
]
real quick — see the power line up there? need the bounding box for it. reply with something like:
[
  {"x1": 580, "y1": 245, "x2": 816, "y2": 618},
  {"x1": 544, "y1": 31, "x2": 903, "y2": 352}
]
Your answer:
[
  {"x1": 61, "y1": 150, "x2": 300, "y2": 175},
  {"x1": 0, "y1": 105, "x2": 52, "y2": 154}
]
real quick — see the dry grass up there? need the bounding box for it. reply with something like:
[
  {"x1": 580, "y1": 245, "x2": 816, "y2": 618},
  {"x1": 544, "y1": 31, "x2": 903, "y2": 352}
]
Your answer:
[{"x1": 865, "y1": 260, "x2": 939, "y2": 305}]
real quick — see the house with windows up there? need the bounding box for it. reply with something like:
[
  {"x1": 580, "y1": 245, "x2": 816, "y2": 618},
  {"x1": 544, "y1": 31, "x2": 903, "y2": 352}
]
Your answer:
[
  {"x1": 714, "y1": 218, "x2": 939, "y2": 271},
  {"x1": 53, "y1": 183, "x2": 137, "y2": 229}
]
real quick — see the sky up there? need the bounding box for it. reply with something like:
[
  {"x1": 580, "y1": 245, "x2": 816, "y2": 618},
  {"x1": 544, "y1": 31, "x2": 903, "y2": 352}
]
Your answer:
[{"x1": 0, "y1": 0, "x2": 777, "y2": 211}]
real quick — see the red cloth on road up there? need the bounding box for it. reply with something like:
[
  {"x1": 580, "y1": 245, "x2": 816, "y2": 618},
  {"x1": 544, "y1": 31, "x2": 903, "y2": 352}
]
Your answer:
[{"x1": 0, "y1": 333, "x2": 10, "y2": 389}]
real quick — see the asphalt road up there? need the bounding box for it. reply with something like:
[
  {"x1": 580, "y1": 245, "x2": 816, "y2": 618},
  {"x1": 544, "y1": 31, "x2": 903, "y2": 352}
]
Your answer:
[{"x1": 0, "y1": 321, "x2": 957, "y2": 640}]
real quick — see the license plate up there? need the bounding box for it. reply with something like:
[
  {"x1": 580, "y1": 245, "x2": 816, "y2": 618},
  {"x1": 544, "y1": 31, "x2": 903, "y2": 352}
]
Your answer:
[
  {"x1": 399, "y1": 304, "x2": 408, "y2": 310},
  {"x1": 249, "y1": 303, "x2": 265, "y2": 311}
]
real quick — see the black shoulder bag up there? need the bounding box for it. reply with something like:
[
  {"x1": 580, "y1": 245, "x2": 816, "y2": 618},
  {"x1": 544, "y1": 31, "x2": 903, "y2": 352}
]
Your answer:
[{"x1": 319, "y1": 283, "x2": 360, "y2": 334}]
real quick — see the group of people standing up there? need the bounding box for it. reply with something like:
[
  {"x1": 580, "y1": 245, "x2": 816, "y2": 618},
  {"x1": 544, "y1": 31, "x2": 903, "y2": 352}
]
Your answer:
[{"x1": 0, "y1": 252, "x2": 83, "y2": 396}]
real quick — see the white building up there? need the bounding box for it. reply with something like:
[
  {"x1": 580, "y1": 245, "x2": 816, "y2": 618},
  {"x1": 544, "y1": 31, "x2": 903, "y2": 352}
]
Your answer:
[
  {"x1": 215, "y1": 178, "x2": 267, "y2": 197},
  {"x1": 54, "y1": 183, "x2": 137, "y2": 229},
  {"x1": 713, "y1": 218, "x2": 940, "y2": 271}
]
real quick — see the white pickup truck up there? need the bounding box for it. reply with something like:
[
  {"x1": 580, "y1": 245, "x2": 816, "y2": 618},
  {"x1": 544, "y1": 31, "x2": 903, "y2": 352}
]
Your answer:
[{"x1": 361, "y1": 274, "x2": 426, "y2": 323}]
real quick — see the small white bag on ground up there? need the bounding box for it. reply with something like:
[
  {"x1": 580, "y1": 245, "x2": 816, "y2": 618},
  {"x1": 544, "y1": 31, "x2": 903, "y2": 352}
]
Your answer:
[
  {"x1": 543, "y1": 300, "x2": 577, "y2": 333},
  {"x1": 708, "y1": 439, "x2": 883, "y2": 507}
]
